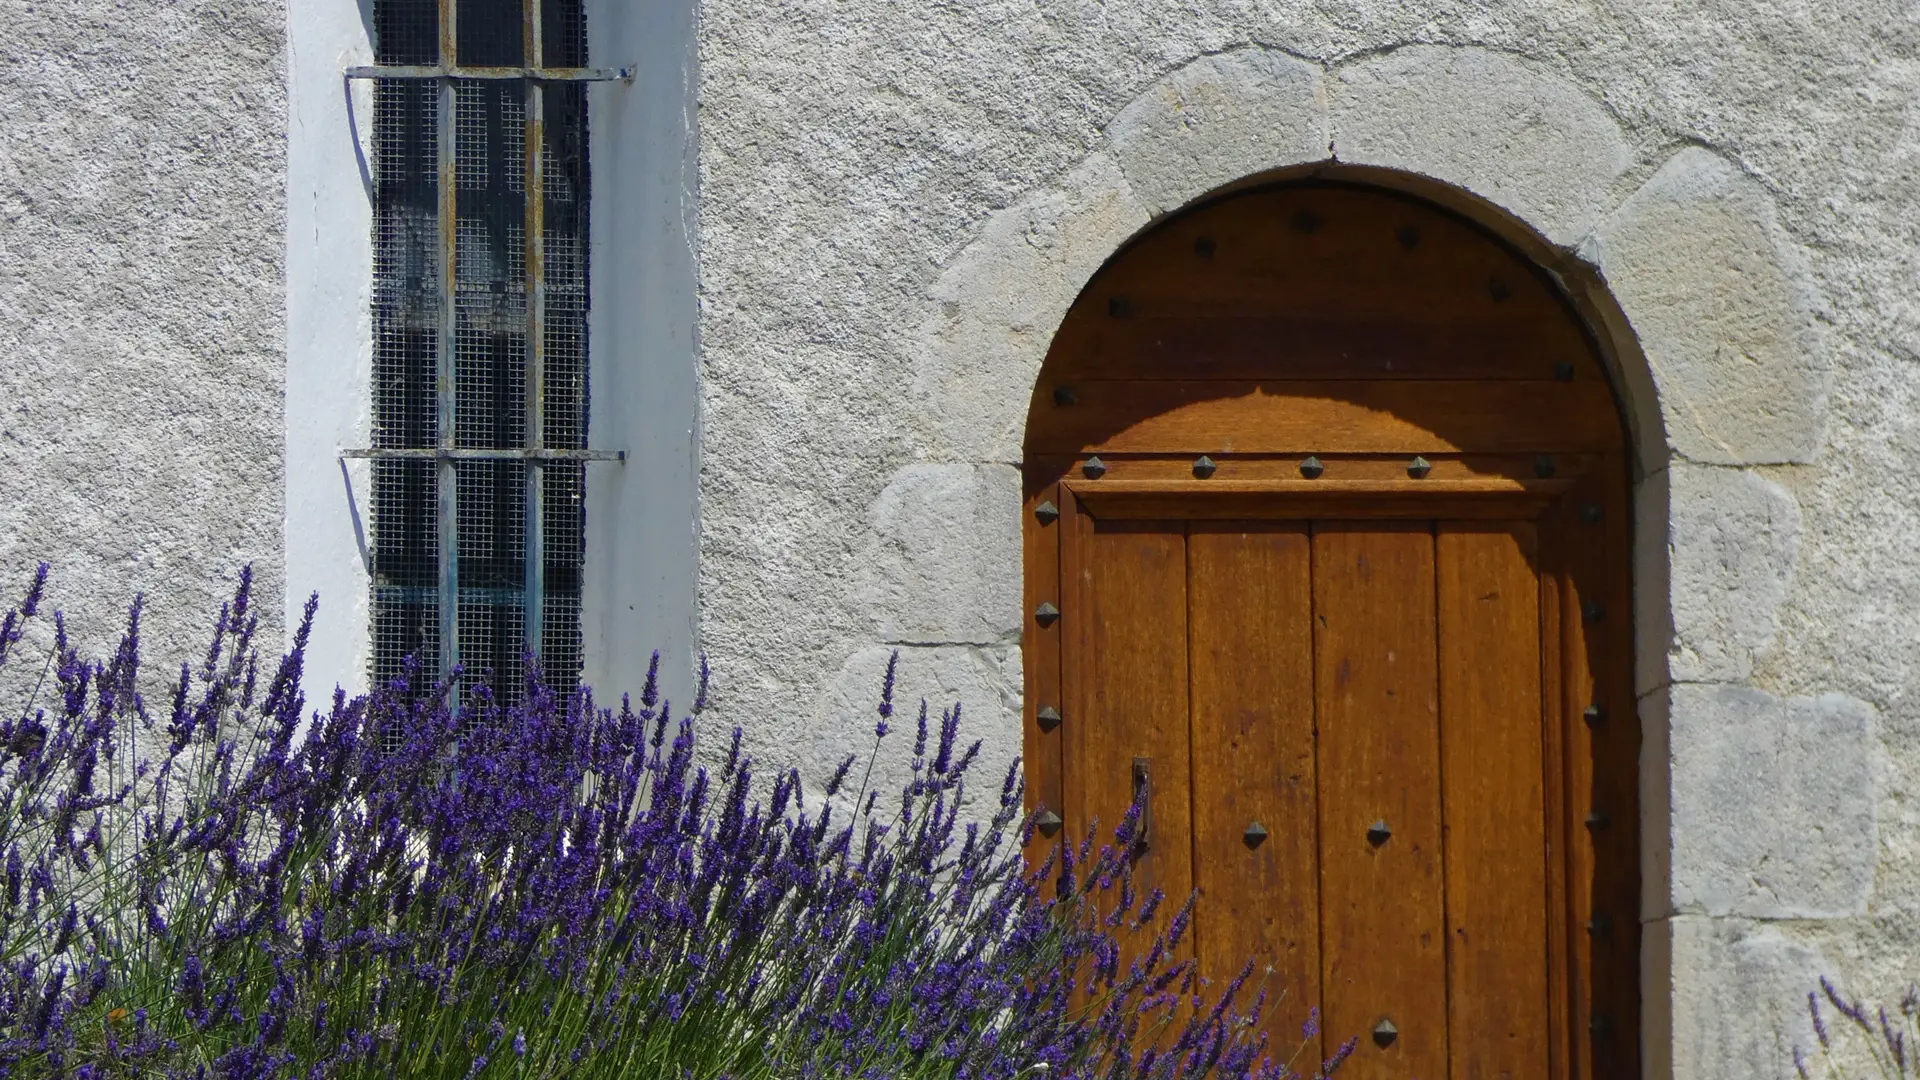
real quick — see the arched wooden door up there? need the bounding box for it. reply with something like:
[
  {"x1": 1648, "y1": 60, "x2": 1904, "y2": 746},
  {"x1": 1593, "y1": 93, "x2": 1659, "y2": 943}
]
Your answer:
[{"x1": 1021, "y1": 182, "x2": 1638, "y2": 1079}]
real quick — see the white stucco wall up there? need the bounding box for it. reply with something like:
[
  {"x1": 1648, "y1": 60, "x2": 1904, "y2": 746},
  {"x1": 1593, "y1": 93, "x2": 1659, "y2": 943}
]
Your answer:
[
  {"x1": 0, "y1": 0, "x2": 288, "y2": 667},
  {"x1": 694, "y1": 5, "x2": 1920, "y2": 1078},
  {"x1": 283, "y1": 0, "x2": 373, "y2": 698},
  {"x1": 579, "y1": 0, "x2": 701, "y2": 709}
]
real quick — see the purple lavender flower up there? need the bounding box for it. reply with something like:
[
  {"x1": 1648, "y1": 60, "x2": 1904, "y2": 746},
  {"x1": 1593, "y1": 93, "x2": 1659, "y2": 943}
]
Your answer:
[
  {"x1": 0, "y1": 566, "x2": 1334, "y2": 1080},
  {"x1": 877, "y1": 651, "x2": 898, "y2": 738}
]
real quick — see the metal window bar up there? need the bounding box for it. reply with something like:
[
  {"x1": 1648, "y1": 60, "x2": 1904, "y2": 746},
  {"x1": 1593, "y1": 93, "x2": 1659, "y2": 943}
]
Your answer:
[
  {"x1": 353, "y1": 0, "x2": 621, "y2": 700},
  {"x1": 348, "y1": 65, "x2": 631, "y2": 81}
]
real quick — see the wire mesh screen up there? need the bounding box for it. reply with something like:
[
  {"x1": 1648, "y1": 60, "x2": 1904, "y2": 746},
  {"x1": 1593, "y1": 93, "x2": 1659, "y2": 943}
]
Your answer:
[
  {"x1": 544, "y1": 5, "x2": 588, "y2": 68},
  {"x1": 369, "y1": 0, "x2": 590, "y2": 703},
  {"x1": 457, "y1": 0, "x2": 525, "y2": 67},
  {"x1": 540, "y1": 82, "x2": 590, "y2": 687},
  {"x1": 373, "y1": 0, "x2": 437, "y2": 65},
  {"x1": 453, "y1": 83, "x2": 527, "y2": 457},
  {"x1": 369, "y1": 61, "x2": 442, "y2": 692}
]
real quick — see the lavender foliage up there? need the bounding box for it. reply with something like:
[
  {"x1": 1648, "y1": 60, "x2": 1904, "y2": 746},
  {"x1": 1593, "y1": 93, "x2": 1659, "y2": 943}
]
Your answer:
[
  {"x1": 1795, "y1": 976, "x2": 1919, "y2": 1079},
  {"x1": 0, "y1": 566, "x2": 1350, "y2": 1079}
]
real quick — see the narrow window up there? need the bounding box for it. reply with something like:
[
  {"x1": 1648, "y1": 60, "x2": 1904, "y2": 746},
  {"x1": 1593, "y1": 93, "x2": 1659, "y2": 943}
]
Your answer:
[{"x1": 355, "y1": 0, "x2": 615, "y2": 700}]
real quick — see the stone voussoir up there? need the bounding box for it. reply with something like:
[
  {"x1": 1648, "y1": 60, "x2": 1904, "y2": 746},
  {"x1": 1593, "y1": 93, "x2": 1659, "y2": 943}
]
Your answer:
[
  {"x1": 1665, "y1": 916, "x2": 1831, "y2": 1080},
  {"x1": 1590, "y1": 147, "x2": 1827, "y2": 466},
  {"x1": 858, "y1": 463, "x2": 1023, "y2": 647},
  {"x1": 912, "y1": 154, "x2": 1150, "y2": 463},
  {"x1": 1105, "y1": 47, "x2": 1331, "y2": 218},
  {"x1": 1667, "y1": 462, "x2": 1802, "y2": 684},
  {"x1": 808, "y1": 643, "x2": 1023, "y2": 827}
]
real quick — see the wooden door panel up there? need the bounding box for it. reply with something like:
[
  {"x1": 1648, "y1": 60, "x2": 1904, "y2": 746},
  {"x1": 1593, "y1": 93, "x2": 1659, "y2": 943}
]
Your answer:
[
  {"x1": 1188, "y1": 523, "x2": 1320, "y2": 1066},
  {"x1": 1437, "y1": 522, "x2": 1552, "y2": 1078},
  {"x1": 1312, "y1": 523, "x2": 1447, "y2": 1080},
  {"x1": 1064, "y1": 514, "x2": 1194, "y2": 955}
]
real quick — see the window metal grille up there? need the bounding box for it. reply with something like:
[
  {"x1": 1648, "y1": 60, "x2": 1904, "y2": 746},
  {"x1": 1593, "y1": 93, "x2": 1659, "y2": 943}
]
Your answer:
[{"x1": 348, "y1": 0, "x2": 625, "y2": 701}]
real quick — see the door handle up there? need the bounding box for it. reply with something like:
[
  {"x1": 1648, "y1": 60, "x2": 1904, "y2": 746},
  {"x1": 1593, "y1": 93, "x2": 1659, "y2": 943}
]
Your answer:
[{"x1": 1132, "y1": 756, "x2": 1152, "y2": 854}]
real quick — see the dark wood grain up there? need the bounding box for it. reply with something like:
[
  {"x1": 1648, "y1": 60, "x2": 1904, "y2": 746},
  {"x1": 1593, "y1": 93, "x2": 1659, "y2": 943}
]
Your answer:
[
  {"x1": 1312, "y1": 522, "x2": 1447, "y2": 1080},
  {"x1": 1063, "y1": 515, "x2": 1194, "y2": 964},
  {"x1": 1046, "y1": 314, "x2": 1591, "y2": 382},
  {"x1": 1437, "y1": 520, "x2": 1552, "y2": 1078},
  {"x1": 1028, "y1": 379, "x2": 1622, "y2": 456},
  {"x1": 1560, "y1": 455, "x2": 1641, "y2": 1080},
  {"x1": 1188, "y1": 522, "x2": 1320, "y2": 1067},
  {"x1": 1022, "y1": 476, "x2": 1065, "y2": 873}
]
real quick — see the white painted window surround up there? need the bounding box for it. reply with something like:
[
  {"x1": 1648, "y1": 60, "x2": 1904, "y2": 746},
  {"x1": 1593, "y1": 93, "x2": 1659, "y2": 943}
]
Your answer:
[{"x1": 284, "y1": 1, "x2": 699, "y2": 704}]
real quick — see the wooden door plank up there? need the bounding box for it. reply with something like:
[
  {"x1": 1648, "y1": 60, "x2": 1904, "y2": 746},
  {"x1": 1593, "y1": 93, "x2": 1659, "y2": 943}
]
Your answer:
[
  {"x1": 1022, "y1": 476, "x2": 1066, "y2": 872},
  {"x1": 1044, "y1": 313, "x2": 1595, "y2": 382},
  {"x1": 1538, "y1": 512, "x2": 1574, "y2": 1080},
  {"x1": 1555, "y1": 497, "x2": 1599, "y2": 1080},
  {"x1": 1059, "y1": 493, "x2": 1096, "y2": 859},
  {"x1": 1312, "y1": 522, "x2": 1447, "y2": 1080},
  {"x1": 1188, "y1": 523, "x2": 1320, "y2": 1068},
  {"x1": 1028, "y1": 379, "x2": 1623, "y2": 456},
  {"x1": 1072, "y1": 186, "x2": 1593, "y2": 340},
  {"x1": 1034, "y1": 454, "x2": 1602, "y2": 486},
  {"x1": 1437, "y1": 521, "x2": 1552, "y2": 1078},
  {"x1": 1064, "y1": 514, "x2": 1195, "y2": 965},
  {"x1": 1064, "y1": 478, "x2": 1568, "y2": 522},
  {"x1": 1558, "y1": 456, "x2": 1641, "y2": 1079},
  {"x1": 1065, "y1": 277, "x2": 1585, "y2": 334}
]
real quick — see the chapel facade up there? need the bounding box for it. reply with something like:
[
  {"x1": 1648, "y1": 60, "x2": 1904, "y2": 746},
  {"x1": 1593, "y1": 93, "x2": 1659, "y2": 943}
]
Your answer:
[{"x1": 2, "y1": 2, "x2": 1915, "y2": 1077}]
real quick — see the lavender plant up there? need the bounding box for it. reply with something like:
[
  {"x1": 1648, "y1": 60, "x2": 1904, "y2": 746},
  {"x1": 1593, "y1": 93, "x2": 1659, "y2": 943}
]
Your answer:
[
  {"x1": 1797, "y1": 976, "x2": 1919, "y2": 1079},
  {"x1": 0, "y1": 564, "x2": 1352, "y2": 1079}
]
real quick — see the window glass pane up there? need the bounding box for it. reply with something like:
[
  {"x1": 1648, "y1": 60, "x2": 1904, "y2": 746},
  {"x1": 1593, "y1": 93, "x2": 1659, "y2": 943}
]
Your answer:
[
  {"x1": 370, "y1": 74, "x2": 442, "y2": 690},
  {"x1": 369, "y1": 459, "x2": 439, "y2": 684},
  {"x1": 458, "y1": 0, "x2": 524, "y2": 67},
  {"x1": 374, "y1": 0, "x2": 438, "y2": 65},
  {"x1": 543, "y1": 83, "x2": 588, "y2": 452},
  {"x1": 539, "y1": 80, "x2": 589, "y2": 693},
  {"x1": 454, "y1": 82, "x2": 527, "y2": 454},
  {"x1": 542, "y1": 2, "x2": 587, "y2": 68},
  {"x1": 368, "y1": 0, "x2": 589, "y2": 701},
  {"x1": 457, "y1": 457, "x2": 528, "y2": 692}
]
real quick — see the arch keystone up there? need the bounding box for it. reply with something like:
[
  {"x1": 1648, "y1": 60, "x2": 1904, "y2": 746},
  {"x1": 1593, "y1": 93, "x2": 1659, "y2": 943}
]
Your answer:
[{"x1": 1330, "y1": 46, "x2": 1633, "y2": 245}]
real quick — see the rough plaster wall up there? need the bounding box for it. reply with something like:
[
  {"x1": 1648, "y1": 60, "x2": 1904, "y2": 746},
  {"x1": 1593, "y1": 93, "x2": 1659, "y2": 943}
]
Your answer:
[
  {"x1": 0, "y1": 1, "x2": 287, "y2": 675},
  {"x1": 695, "y1": 2, "x2": 1920, "y2": 1076}
]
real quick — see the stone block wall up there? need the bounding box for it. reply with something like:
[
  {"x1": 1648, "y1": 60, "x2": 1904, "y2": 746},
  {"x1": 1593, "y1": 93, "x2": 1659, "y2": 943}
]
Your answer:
[
  {"x1": 694, "y1": 6, "x2": 1920, "y2": 1077},
  {"x1": 0, "y1": 0, "x2": 288, "y2": 669}
]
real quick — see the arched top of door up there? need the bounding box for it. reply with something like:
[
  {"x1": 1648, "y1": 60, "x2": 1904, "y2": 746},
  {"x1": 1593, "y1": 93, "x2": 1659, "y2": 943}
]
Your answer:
[{"x1": 1024, "y1": 181, "x2": 1628, "y2": 490}]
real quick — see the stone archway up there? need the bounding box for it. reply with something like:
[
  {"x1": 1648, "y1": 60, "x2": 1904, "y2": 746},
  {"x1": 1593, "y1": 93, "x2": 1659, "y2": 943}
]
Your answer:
[{"x1": 843, "y1": 43, "x2": 1867, "y2": 1080}]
